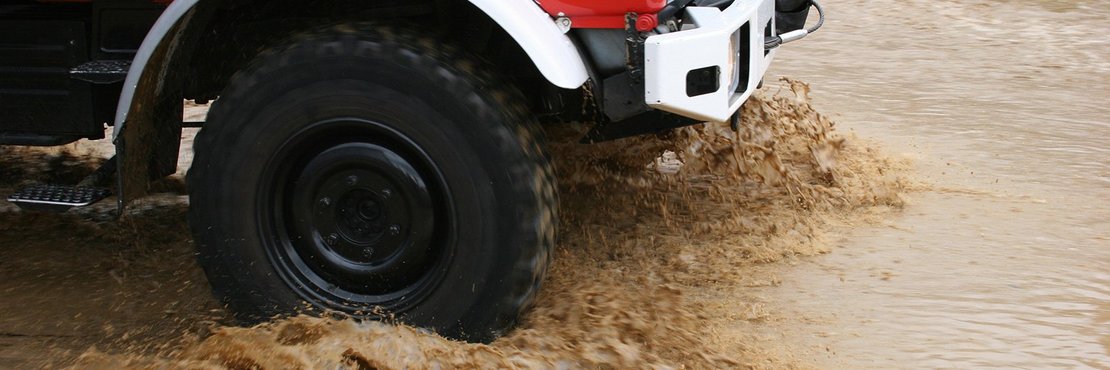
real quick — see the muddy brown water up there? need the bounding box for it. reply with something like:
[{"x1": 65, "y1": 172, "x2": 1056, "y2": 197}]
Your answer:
[
  {"x1": 763, "y1": 0, "x2": 1109, "y2": 368},
  {"x1": 0, "y1": 0, "x2": 1106, "y2": 368}
]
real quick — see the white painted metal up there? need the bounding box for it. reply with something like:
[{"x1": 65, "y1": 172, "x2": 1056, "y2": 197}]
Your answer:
[
  {"x1": 113, "y1": 0, "x2": 199, "y2": 135},
  {"x1": 468, "y1": 0, "x2": 589, "y2": 89},
  {"x1": 644, "y1": 0, "x2": 778, "y2": 123}
]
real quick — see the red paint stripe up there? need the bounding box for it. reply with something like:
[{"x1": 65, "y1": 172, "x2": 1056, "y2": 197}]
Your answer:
[{"x1": 537, "y1": 0, "x2": 665, "y2": 29}]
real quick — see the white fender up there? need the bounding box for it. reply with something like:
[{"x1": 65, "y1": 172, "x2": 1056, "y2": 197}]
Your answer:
[
  {"x1": 113, "y1": 0, "x2": 199, "y2": 133},
  {"x1": 467, "y1": 0, "x2": 589, "y2": 89}
]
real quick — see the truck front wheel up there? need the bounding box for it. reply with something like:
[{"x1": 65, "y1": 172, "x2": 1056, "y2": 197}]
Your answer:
[{"x1": 186, "y1": 25, "x2": 556, "y2": 342}]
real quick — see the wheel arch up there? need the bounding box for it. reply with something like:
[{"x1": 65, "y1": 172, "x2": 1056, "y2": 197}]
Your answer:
[
  {"x1": 466, "y1": 0, "x2": 590, "y2": 89},
  {"x1": 113, "y1": 0, "x2": 589, "y2": 206},
  {"x1": 112, "y1": 0, "x2": 200, "y2": 133}
]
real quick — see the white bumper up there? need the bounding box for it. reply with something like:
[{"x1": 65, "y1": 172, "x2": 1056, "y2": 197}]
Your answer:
[{"x1": 644, "y1": 0, "x2": 777, "y2": 123}]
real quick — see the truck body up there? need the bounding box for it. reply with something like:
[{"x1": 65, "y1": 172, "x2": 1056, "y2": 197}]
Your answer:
[{"x1": 0, "y1": 0, "x2": 819, "y2": 342}]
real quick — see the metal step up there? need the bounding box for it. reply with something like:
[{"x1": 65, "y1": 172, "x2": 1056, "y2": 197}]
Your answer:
[
  {"x1": 69, "y1": 60, "x2": 131, "y2": 84},
  {"x1": 7, "y1": 184, "x2": 111, "y2": 213}
]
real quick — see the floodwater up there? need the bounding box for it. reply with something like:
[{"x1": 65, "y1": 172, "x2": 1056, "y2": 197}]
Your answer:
[{"x1": 765, "y1": 0, "x2": 1110, "y2": 368}]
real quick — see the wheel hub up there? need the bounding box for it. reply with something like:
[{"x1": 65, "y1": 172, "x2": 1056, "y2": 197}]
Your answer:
[{"x1": 289, "y1": 141, "x2": 436, "y2": 295}]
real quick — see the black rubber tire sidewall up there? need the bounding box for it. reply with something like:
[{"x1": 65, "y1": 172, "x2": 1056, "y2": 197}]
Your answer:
[{"x1": 187, "y1": 26, "x2": 554, "y2": 342}]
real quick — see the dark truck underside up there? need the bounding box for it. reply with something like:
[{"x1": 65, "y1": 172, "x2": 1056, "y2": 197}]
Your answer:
[{"x1": 0, "y1": 1, "x2": 161, "y2": 146}]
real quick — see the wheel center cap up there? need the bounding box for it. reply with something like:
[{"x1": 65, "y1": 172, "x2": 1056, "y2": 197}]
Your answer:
[
  {"x1": 337, "y1": 189, "x2": 389, "y2": 245},
  {"x1": 358, "y1": 199, "x2": 383, "y2": 220},
  {"x1": 289, "y1": 140, "x2": 437, "y2": 294}
]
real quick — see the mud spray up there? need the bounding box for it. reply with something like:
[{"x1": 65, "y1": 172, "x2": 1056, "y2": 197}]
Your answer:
[{"x1": 3, "y1": 79, "x2": 906, "y2": 369}]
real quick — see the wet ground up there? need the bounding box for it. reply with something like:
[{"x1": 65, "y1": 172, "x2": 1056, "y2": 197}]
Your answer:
[{"x1": 0, "y1": 0, "x2": 1107, "y2": 368}]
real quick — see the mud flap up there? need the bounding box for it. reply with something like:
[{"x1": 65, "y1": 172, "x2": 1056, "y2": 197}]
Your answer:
[
  {"x1": 113, "y1": 21, "x2": 188, "y2": 211},
  {"x1": 114, "y1": 100, "x2": 182, "y2": 209}
]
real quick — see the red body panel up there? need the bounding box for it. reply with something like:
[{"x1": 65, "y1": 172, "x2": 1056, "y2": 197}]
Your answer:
[{"x1": 537, "y1": 0, "x2": 666, "y2": 29}]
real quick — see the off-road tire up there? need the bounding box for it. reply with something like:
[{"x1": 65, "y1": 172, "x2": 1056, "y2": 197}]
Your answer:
[{"x1": 186, "y1": 24, "x2": 556, "y2": 342}]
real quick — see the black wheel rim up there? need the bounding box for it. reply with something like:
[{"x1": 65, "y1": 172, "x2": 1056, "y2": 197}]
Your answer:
[{"x1": 257, "y1": 118, "x2": 453, "y2": 314}]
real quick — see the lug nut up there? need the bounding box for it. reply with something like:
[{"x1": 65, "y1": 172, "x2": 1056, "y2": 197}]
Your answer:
[
  {"x1": 346, "y1": 175, "x2": 359, "y2": 186},
  {"x1": 325, "y1": 233, "x2": 340, "y2": 246},
  {"x1": 389, "y1": 224, "x2": 401, "y2": 236},
  {"x1": 362, "y1": 247, "x2": 375, "y2": 258},
  {"x1": 380, "y1": 189, "x2": 392, "y2": 199},
  {"x1": 318, "y1": 197, "x2": 332, "y2": 208}
]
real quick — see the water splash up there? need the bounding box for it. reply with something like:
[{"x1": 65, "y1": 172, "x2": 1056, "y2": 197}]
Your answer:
[{"x1": 57, "y1": 79, "x2": 907, "y2": 369}]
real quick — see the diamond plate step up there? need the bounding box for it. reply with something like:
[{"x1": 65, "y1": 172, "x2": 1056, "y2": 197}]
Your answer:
[
  {"x1": 69, "y1": 60, "x2": 131, "y2": 84},
  {"x1": 7, "y1": 184, "x2": 111, "y2": 212}
]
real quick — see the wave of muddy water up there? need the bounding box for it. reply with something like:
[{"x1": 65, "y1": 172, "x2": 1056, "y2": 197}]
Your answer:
[{"x1": 0, "y1": 80, "x2": 907, "y2": 368}]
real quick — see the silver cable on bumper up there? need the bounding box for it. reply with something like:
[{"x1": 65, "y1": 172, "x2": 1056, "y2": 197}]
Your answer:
[{"x1": 765, "y1": 0, "x2": 824, "y2": 49}]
